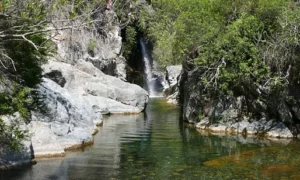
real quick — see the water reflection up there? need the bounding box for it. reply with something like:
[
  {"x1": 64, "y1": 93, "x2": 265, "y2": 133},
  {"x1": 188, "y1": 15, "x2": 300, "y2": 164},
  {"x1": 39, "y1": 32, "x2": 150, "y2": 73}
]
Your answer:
[{"x1": 1, "y1": 98, "x2": 300, "y2": 180}]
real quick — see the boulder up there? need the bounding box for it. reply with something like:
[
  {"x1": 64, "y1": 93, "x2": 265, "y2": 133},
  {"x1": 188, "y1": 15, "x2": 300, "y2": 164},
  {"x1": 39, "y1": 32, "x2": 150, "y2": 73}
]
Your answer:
[
  {"x1": 195, "y1": 117, "x2": 210, "y2": 130},
  {"x1": 266, "y1": 122, "x2": 293, "y2": 138},
  {"x1": 43, "y1": 60, "x2": 148, "y2": 114},
  {"x1": 166, "y1": 65, "x2": 182, "y2": 86},
  {"x1": 29, "y1": 78, "x2": 102, "y2": 157},
  {"x1": 229, "y1": 119, "x2": 250, "y2": 134},
  {"x1": 164, "y1": 65, "x2": 182, "y2": 104}
]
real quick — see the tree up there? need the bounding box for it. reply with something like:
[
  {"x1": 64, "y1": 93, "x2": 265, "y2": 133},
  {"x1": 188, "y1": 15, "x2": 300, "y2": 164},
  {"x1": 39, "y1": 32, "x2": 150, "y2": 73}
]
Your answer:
[{"x1": 0, "y1": 0, "x2": 109, "y2": 150}]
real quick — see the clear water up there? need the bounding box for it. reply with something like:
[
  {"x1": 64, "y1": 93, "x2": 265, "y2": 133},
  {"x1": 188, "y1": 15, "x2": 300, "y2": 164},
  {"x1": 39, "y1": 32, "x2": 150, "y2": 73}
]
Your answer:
[{"x1": 2, "y1": 98, "x2": 300, "y2": 180}]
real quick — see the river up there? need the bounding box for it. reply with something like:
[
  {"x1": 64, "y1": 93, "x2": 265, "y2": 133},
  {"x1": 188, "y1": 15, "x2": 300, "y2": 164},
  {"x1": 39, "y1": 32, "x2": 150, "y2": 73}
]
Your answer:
[{"x1": 1, "y1": 98, "x2": 300, "y2": 179}]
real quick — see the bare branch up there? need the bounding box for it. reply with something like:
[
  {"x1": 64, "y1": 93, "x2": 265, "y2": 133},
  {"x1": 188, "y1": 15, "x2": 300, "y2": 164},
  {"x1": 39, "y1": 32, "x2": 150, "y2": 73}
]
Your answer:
[{"x1": 0, "y1": 53, "x2": 16, "y2": 71}]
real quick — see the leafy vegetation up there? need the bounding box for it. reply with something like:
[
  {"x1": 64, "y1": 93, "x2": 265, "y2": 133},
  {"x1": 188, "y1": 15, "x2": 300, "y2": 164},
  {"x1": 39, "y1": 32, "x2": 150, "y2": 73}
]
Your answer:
[
  {"x1": 0, "y1": 0, "x2": 108, "y2": 150},
  {"x1": 136, "y1": 0, "x2": 300, "y2": 121}
]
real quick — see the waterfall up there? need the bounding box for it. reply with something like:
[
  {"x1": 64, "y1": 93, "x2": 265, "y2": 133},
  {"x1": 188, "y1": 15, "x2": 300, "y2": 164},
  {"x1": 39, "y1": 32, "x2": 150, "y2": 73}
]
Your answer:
[{"x1": 140, "y1": 38, "x2": 159, "y2": 97}]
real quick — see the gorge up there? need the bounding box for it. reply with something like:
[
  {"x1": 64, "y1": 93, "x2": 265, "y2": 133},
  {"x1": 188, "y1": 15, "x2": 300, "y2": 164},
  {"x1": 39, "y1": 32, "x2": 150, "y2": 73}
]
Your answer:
[{"x1": 1, "y1": 0, "x2": 300, "y2": 179}]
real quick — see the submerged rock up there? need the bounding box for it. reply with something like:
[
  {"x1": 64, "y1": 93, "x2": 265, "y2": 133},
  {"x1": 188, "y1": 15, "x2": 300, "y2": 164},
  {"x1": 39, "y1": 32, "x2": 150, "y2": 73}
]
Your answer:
[{"x1": 203, "y1": 146, "x2": 300, "y2": 179}]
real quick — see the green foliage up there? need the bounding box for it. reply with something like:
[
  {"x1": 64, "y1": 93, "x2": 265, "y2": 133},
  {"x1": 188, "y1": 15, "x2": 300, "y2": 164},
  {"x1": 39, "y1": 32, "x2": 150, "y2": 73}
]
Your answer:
[
  {"x1": 134, "y1": 0, "x2": 300, "y2": 122},
  {"x1": 0, "y1": 118, "x2": 28, "y2": 151},
  {"x1": 123, "y1": 25, "x2": 137, "y2": 59},
  {"x1": 0, "y1": 87, "x2": 32, "y2": 150},
  {"x1": 0, "y1": 0, "x2": 51, "y2": 150},
  {"x1": 140, "y1": 0, "x2": 299, "y2": 93},
  {"x1": 0, "y1": 0, "x2": 110, "y2": 150}
]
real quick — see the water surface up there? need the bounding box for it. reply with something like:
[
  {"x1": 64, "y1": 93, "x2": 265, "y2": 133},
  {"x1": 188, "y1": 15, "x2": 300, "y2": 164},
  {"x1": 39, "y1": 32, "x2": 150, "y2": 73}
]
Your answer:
[{"x1": 2, "y1": 98, "x2": 300, "y2": 180}]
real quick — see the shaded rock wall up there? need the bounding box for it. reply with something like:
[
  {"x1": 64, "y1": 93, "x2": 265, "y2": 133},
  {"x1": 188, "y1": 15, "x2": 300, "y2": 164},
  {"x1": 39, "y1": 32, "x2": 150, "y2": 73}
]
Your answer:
[{"x1": 178, "y1": 59, "x2": 299, "y2": 138}]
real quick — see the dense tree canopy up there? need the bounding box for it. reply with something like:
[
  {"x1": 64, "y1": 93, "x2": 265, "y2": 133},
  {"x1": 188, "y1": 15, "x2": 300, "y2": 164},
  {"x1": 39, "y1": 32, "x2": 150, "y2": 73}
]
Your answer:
[
  {"x1": 139, "y1": 0, "x2": 300, "y2": 96},
  {"x1": 131, "y1": 0, "x2": 300, "y2": 123}
]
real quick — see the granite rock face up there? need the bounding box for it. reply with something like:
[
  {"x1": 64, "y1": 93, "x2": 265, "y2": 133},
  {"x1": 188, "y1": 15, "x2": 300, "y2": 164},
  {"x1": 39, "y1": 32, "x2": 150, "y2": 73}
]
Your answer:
[
  {"x1": 29, "y1": 78, "x2": 102, "y2": 157},
  {"x1": 27, "y1": 9, "x2": 149, "y2": 158},
  {"x1": 28, "y1": 59, "x2": 148, "y2": 157},
  {"x1": 1, "y1": 8, "x2": 149, "y2": 169},
  {"x1": 164, "y1": 65, "x2": 182, "y2": 104},
  {"x1": 43, "y1": 60, "x2": 149, "y2": 114},
  {"x1": 179, "y1": 58, "x2": 296, "y2": 138},
  {"x1": 52, "y1": 10, "x2": 127, "y2": 80}
]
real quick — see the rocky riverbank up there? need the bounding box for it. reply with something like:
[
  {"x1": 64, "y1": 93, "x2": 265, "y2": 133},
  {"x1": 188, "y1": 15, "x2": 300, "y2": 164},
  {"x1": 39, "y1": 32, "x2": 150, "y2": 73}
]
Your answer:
[
  {"x1": 162, "y1": 64, "x2": 294, "y2": 139},
  {"x1": 0, "y1": 9, "x2": 148, "y2": 170},
  {"x1": 177, "y1": 57, "x2": 299, "y2": 140}
]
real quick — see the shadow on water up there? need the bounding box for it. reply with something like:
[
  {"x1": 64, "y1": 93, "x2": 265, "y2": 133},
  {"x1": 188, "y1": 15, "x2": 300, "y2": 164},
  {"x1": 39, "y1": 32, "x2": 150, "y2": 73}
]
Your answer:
[{"x1": 2, "y1": 98, "x2": 300, "y2": 179}]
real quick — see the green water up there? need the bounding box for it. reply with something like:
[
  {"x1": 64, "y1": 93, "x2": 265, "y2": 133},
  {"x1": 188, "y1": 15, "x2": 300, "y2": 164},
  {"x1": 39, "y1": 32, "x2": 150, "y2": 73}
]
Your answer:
[{"x1": 2, "y1": 98, "x2": 300, "y2": 180}]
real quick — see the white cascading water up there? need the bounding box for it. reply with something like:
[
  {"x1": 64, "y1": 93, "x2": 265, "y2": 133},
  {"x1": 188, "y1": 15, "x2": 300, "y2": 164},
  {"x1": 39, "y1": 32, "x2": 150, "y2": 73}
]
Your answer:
[{"x1": 140, "y1": 38, "x2": 156, "y2": 97}]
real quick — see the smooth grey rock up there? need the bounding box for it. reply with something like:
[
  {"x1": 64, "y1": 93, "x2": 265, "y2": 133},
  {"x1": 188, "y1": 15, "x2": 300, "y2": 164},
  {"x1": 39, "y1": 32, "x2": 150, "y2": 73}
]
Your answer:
[
  {"x1": 166, "y1": 65, "x2": 182, "y2": 86},
  {"x1": 29, "y1": 78, "x2": 102, "y2": 157},
  {"x1": 266, "y1": 122, "x2": 293, "y2": 138},
  {"x1": 209, "y1": 124, "x2": 228, "y2": 132},
  {"x1": 43, "y1": 60, "x2": 148, "y2": 113},
  {"x1": 164, "y1": 65, "x2": 182, "y2": 104},
  {"x1": 28, "y1": 121, "x2": 65, "y2": 157},
  {"x1": 229, "y1": 120, "x2": 250, "y2": 134}
]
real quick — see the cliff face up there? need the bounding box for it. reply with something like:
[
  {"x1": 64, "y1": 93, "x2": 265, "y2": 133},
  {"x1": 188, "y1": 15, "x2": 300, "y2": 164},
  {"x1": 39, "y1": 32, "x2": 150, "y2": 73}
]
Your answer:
[
  {"x1": 0, "y1": 9, "x2": 149, "y2": 167},
  {"x1": 52, "y1": 10, "x2": 127, "y2": 80},
  {"x1": 28, "y1": 9, "x2": 149, "y2": 157},
  {"x1": 179, "y1": 59, "x2": 299, "y2": 139}
]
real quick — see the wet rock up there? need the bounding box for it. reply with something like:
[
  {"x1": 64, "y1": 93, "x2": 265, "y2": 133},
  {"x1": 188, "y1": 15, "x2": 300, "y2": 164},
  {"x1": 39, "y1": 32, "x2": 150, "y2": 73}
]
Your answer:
[
  {"x1": 196, "y1": 118, "x2": 293, "y2": 138},
  {"x1": 229, "y1": 119, "x2": 250, "y2": 134},
  {"x1": 209, "y1": 124, "x2": 228, "y2": 133},
  {"x1": 28, "y1": 121, "x2": 65, "y2": 158}
]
